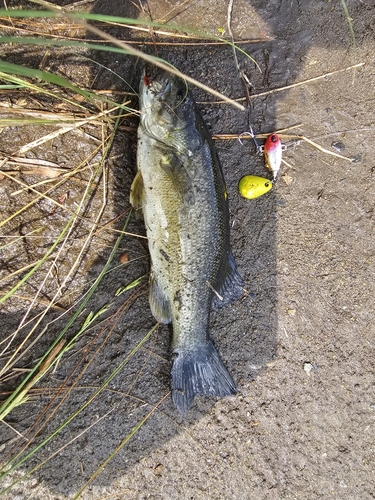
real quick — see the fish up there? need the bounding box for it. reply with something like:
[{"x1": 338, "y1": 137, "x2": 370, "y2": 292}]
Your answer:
[
  {"x1": 264, "y1": 133, "x2": 282, "y2": 180},
  {"x1": 130, "y1": 66, "x2": 243, "y2": 413},
  {"x1": 238, "y1": 175, "x2": 272, "y2": 199}
]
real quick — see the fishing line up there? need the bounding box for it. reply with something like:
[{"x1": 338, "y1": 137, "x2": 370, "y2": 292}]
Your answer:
[{"x1": 227, "y1": 0, "x2": 259, "y2": 153}]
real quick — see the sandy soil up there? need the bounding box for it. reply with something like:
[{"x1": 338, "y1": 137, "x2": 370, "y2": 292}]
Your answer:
[{"x1": 1, "y1": 0, "x2": 375, "y2": 498}]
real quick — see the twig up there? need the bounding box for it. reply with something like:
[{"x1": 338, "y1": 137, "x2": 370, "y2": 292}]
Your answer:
[
  {"x1": 227, "y1": 0, "x2": 254, "y2": 129},
  {"x1": 1, "y1": 170, "x2": 74, "y2": 212},
  {"x1": 287, "y1": 134, "x2": 353, "y2": 162},
  {"x1": 112, "y1": 37, "x2": 270, "y2": 46},
  {"x1": 200, "y1": 63, "x2": 365, "y2": 104},
  {"x1": 0, "y1": 291, "x2": 66, "y2": 311},
  {"x1": 0, "y1": 18, "x2": 270, "y2": 43},
  {"x1": 1, "y1": 420, "x2": 28, "y2": 441},
  {"x1": 16, "y1": 103, "x2": 128, "y2": 154},
  {"x1": 213, "y1": 129, "x2": 353, "y2": 162},
  {"x1": 212, "y1": 123, "x2": 303, "y2": 140},
  {"x1": 340, "y1": 0, "x2": 356, "y2": 46},
  {"x1": 38, "y1": 340, "x2": 66, "y2": 374},
  {"x1": 28, "y1": 1, "x2": 246, "y2": 111}
]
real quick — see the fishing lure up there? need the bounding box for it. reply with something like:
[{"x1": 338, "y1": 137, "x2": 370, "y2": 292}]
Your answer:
[
  {"x1": 263, "y1": 133, "x2": 282, "y2": 180},
  {"x1": 238, "y1": 175, "x2": 272, "y2": 199}
]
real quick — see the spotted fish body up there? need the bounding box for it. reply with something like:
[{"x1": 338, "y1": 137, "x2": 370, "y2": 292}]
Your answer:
[
  {"x1": 264, "y1": 133, "x2": 282, "y2": 180},
  {"x1": 130, "y1": 66, "x2": 243, "y2": 412}
]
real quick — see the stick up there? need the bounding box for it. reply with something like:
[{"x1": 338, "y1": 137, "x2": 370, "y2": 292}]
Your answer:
[
  {"x1": 30, "y1": 1, "x2": 246, "y2": 111},
  {"x1": 201, "y1": 63, "x2": 365, "y2": 104}
]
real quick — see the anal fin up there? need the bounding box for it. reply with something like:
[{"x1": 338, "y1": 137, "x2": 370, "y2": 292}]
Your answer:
[{"x1": 211, "y1": 251, "x2": 243, "y2": 309}]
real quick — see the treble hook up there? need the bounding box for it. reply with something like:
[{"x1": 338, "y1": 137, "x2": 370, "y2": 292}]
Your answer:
[{"x1": 238, "y1": 126, "x2": 261, "y2": 153}]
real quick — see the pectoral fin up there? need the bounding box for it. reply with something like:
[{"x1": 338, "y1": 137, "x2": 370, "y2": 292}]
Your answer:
[
  {"x1": 160, "y1": 154, "x2": 195, "y2": 206},
  {"x1": 129, "y1": 171, "x2": 145, "y2": 212},
  {"x1": 149, "y1": 273, "x2": 172, "y2": 324}
]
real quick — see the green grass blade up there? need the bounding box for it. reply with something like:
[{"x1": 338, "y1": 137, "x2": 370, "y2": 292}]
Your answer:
[
  {"x1": 0, "y1": 71, "x2": 88, "y2": 110},
  {"x1": 0, "y1": 9, "x2": 260, "y2": 80},
  {"x1": 0, "y1": 211, "x2": 131, "y2": 421},
  {"x1": 0, "y1": 322, "x2": 159, "y2": 492},
  {"x1": 115, "y1": 274, "x2": 147, "y2": 296},
  {"x1": 0, "y1": 215, "x2": 75, "y2": 306},
  {"x1": 0, "y1": 60, "x2": 127, "y2": 109},
  {"x1": 340, "y1": 0, "x2": 356, "y2": 46},
  {"x1": 0, "y1": 8, "x2": 233, "y2": 35},
  {"x1": 73, "y1": 392, "x2": 168, "y2": 499},
  {"x1": 0, "y1": 35, "x2": 133, "y2": 56}
]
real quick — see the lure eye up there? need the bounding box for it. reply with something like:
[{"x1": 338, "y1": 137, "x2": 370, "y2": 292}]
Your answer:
[{"x1": 271, "y1": 134, "x2": 278, "y2": 142}]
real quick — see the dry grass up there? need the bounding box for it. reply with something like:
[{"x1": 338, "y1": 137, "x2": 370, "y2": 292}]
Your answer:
[{"x1": 0, "y1": 3, "x2": 259, "y2": 494}]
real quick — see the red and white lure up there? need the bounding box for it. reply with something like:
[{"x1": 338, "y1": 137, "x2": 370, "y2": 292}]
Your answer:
[
  {"x1": 238, "y1": 128, "x2": 286, "y2": 182},
  {"x1": 263, "y1": 133, "x2": 282, "y2": 180}
]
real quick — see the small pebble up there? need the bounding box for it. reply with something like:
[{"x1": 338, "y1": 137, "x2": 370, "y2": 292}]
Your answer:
[
  {"x1": 351, "y1": 153, "x2": 362, "y2": 163},
  {"x1": 303, "y1": 362, "x2": 313, "y2": 374},
  {"x1": 331, "y1": 141, "x2": 345, "y2": 153},
  {"x1": 154, "y1": 463, "x2": 164, "y2": 476},
  {"x1": 119, "y1": 252, "x2": 129, "y2": 264}
]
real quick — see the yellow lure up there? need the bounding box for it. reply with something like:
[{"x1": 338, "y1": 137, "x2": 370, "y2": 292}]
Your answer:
[{"x1": 238, "y1": 175, "x2": 273, "y2": 199}]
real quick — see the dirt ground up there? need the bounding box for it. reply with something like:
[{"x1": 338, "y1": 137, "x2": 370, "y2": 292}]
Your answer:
[{"x1": 1, "y1": 0, "x2": 375, "y2": 498}]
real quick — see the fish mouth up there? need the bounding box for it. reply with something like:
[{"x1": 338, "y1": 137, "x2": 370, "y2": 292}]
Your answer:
[
  {"x1": 142, "y1": 65, "x2": 187, "y2": 106},
  {"x1": 140, "y1": 64, "x2": 190, "y2": 136},
  {"x1": 142, "y1": 65, "x2": 170, "y2": 97}
]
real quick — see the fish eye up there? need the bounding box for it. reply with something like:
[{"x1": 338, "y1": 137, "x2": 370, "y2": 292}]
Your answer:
[
  {"x1": 176, "y1": 88, "x2": 186, "y2": 100},
  {"x1": 271, "y1": 135, "x2": 278, "y2": 142}
]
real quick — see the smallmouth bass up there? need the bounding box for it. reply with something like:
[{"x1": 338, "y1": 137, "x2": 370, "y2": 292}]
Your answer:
[{"x1": 130, "y1": 66, "x2": 243, "y2": 412}]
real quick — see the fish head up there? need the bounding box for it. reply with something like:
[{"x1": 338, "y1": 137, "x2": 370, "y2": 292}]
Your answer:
[{"x1": 139, "y1": 65, "x2": 195, "y2": 146}]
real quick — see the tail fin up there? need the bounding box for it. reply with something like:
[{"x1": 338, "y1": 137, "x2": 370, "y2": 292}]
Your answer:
[{"x1": 171, "y1": 341, "x2": 236, "y2": 413}]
